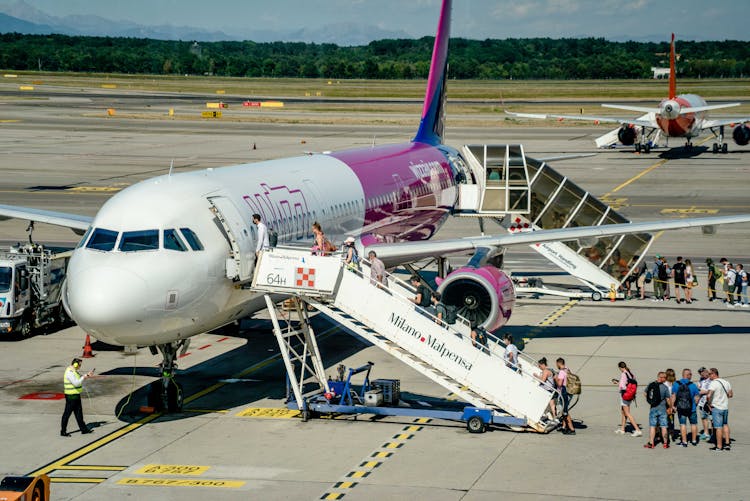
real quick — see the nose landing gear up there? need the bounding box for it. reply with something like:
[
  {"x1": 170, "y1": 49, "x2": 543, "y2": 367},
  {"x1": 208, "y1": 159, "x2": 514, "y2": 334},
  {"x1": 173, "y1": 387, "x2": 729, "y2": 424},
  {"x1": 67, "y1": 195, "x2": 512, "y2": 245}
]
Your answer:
[{"x1": 147, "y1": 341, "x2": 186, "y2": 412}]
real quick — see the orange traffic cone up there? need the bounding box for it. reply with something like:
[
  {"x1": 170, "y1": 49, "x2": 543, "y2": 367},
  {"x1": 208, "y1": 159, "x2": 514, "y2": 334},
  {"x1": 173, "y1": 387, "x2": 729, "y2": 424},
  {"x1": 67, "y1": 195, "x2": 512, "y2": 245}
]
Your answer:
[{"x1": 82, "y1": 334, "x2": 95, "y2": 358}]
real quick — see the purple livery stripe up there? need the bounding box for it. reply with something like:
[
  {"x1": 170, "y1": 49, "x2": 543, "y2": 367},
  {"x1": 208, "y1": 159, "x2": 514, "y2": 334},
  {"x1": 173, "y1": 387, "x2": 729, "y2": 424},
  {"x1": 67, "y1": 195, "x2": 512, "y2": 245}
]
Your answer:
[{"x1": 330, "y1": 143, "x2": 456, "y2": 243}]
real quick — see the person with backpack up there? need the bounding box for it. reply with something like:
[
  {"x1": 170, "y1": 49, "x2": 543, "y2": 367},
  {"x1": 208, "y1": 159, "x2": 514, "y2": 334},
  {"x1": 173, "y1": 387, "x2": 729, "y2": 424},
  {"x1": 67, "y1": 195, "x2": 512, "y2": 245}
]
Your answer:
[
  {"x1": 555, "y1": 357, "x2": 575, "y2": 435},
  {"x1": 644, "y1": 371, "x2": 671, "y2": 449},
  {"x1": 343, "y1": 236, "x2": 360, "y2": 272},
  {"x1": 613, "y1": 361, "x2": 642, "y2": 437},
  {"x1": 652, "y1": 255, "x2": 669, "y2": 302},
  {"x1": 535, "y1": 357, "x2": 557, "y2": 418},
  {"x1": 671, "y1": 368, "x2": 700, "y2": 447},
  {"x1": 410, "y1": 275, "x2": 432, "y2": 312}
]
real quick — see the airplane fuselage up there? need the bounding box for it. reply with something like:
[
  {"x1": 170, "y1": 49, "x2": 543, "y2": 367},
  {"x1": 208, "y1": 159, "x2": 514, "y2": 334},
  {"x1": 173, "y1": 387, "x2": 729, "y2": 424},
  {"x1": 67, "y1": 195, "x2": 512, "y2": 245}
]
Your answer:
[
  {"x1": 655, "y1": 93, "x2": 708, "y2": 139},
  {"x1": 64, "y1": 142, "x2": 460, "y2": 346}
]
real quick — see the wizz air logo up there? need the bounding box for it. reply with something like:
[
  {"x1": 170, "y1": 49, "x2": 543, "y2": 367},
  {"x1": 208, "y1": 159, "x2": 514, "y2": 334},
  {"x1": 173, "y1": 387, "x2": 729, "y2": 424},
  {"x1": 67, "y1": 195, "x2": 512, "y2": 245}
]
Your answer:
[{"x1": 242, "y1": 183, "x2": 312, "y2": 240}]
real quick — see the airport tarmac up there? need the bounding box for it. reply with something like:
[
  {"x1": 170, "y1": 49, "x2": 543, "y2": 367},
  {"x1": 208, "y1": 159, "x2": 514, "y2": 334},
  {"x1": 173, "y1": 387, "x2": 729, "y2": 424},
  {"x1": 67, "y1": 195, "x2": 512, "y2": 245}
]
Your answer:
[{"x1": 1, "y1": 86, "x2": 750, "y2": 500}]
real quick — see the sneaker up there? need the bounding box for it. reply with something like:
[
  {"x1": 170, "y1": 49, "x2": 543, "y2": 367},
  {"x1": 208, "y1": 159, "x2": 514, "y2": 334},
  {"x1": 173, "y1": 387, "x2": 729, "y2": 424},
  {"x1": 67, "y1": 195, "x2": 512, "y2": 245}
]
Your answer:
[
  {"x1": 723, "y1": 445, "x2": 731, "y2": 451},
  {"x1": 678, "y1": 441, "x2": 688, "y2": 447},
  {"x1": 691, "y1": 441, "x2": 699, "y2": 446},
  {"x1": 615, "y1": 429, "x2": 626, "y2": 435},
  {"x1": 726, "y1": 303, "x2": 734, "y2": 308},
  {"x1": 742, "y1": 304, "x2": 749, "y2": 308},
  {"x1": 631, "y1": 430, "x2": 643, "y2": 437},
  {"x1": 663, "y1": 443, "x2": 670, "y2": 449},
  {"x1": 709, "y1": 446, "x2": 723, "y2": 451},
  {"x1": 699, "y1": 433, "x2": 710, "y2": 441},
  {"x1": 644, "y1": 443, "x2": 654, "y2": 449}
]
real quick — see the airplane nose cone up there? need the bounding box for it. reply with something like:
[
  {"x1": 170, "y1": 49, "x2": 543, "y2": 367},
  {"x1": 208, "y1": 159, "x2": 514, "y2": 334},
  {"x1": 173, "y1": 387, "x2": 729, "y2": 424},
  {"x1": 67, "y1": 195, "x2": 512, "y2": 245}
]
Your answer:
[{"x1": 66, "y1": 266, "x2": 148, "y2": 339}]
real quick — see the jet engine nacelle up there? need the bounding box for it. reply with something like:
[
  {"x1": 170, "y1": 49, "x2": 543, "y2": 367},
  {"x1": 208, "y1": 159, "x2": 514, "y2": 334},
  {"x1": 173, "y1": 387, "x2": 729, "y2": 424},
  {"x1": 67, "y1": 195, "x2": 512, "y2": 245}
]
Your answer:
[
  {"x1": 617, "y1": 126, "x2": 637, "y2": 146},
  {"x1": 733, "y1": 124, "x2": 750, "y2": 146},
  {"x1": 660, "y1": 99, "x2": 681, "y2": 120},
  {"x1": 436, "y1": 265, "x2": 515, "y2": 332}
]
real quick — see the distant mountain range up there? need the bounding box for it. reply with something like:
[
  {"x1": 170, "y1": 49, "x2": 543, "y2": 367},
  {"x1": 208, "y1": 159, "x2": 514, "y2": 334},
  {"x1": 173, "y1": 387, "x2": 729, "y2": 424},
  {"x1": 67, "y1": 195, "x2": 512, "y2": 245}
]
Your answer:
[{"x1": 0, "y1": 0, "x2": 411, "y2": 45}]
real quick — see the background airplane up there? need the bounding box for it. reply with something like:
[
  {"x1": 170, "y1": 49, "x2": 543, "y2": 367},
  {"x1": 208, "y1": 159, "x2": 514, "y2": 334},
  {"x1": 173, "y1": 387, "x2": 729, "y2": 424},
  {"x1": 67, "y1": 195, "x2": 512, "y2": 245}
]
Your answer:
[
  {"x1": 1, "y1": 1, "x2": 749, "y2": 412},
  {"x1": 506, "y1": 34, "x2": 750, "y2": 154}
]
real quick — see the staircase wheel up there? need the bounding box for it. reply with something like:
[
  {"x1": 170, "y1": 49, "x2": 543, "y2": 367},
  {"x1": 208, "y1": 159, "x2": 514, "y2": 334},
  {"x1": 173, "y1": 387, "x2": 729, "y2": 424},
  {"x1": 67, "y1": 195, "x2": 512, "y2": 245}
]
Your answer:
[{"x1": 466, "y1": 415, "x2": 486, "y2": 434}]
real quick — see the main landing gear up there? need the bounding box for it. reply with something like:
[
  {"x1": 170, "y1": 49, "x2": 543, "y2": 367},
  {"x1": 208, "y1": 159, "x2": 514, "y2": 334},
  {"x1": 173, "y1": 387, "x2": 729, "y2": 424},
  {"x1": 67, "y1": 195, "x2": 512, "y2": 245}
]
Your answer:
[
  {"x1": 635, "y1": 142, "x2": 651, "y2": 153},
  {"x1": 147, "y1": 341, "x2": 186, "y2": 412},
  {"x1": 712, "y1": 126, "x2": 728, "y2": 154}
]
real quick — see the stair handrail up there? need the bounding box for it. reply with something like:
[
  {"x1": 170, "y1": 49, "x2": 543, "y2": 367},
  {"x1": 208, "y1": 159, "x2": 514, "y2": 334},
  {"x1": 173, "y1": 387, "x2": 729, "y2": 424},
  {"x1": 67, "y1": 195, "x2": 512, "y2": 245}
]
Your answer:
[{"x1": 331, "y1": 255, "x2": 555, "y2": 398}]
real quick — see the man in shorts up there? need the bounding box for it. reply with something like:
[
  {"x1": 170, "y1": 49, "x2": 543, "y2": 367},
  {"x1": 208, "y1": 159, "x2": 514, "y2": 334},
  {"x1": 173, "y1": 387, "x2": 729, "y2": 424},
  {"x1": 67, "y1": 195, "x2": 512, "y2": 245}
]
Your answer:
[
  {"x1": 644, "y1": 371, "x2": 671, "y2": 449},
  {"x1": 671, "y1": 368, "x2": 700, "y2": 446},
  {"x1": 707, "y1": 368, "x2": 733, "y2": 451},
  {"x1": 671, "y1": 256, "x2": 687, "y2": 303},
  {"x1": 696, "y1": 367, "x2": 713, "y2": 440}
]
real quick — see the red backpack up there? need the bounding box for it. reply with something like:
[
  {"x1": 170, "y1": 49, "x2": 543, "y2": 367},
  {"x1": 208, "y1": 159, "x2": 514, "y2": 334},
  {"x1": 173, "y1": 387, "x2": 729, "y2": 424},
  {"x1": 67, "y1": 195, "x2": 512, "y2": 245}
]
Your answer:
[{"x1": 622, "y1": 371, "x2": 638, "y2": 401}]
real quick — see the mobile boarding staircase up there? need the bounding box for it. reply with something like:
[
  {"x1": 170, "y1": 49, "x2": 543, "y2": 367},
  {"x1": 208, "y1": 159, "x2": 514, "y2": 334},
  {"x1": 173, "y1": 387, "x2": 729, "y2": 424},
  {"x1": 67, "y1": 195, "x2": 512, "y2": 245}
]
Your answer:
[
  {"x1": 451, "y1": 144, "x2": 655, "y2": 297},
  {"x1": 251, "y1": 247, "x2": 559, "y2": 433}
]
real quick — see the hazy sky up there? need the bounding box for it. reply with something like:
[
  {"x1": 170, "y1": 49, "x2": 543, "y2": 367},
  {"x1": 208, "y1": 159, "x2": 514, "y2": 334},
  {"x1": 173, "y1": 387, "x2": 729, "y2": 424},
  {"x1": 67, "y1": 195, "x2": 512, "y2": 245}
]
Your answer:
[{"x1": 18, "y1": 0, "x2": 750, "y2": 41}]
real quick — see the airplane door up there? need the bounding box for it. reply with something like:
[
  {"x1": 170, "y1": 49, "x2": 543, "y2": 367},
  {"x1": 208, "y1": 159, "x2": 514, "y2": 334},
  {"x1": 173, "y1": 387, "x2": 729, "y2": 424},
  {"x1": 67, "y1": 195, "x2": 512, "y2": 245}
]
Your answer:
[{"x1": 207, "y1": 196, "x2": 256, "y2": 283}]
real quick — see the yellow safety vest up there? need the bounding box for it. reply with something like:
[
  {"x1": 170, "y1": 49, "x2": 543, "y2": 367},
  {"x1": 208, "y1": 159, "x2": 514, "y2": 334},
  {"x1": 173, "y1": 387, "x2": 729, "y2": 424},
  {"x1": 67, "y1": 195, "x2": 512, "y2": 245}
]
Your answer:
[{"x1": 63, "y1": 367, "x2": 83, "y2": 395}]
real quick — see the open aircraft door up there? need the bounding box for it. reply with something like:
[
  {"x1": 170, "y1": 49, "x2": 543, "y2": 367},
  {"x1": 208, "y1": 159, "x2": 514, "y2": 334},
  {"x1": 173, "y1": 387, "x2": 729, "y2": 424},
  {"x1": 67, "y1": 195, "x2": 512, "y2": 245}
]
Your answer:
[{"x1": 208, "y1": 196, "x2": 256, "y2": 283}]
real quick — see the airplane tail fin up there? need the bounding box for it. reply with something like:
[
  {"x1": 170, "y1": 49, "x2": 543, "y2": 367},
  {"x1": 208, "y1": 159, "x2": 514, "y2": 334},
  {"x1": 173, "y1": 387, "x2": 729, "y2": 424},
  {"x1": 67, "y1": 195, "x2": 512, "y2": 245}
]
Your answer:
[
  {"x1": 413, "y1": 0, "x2": 452, "y2": 146},
  {"x1": 668, "y1": 33, "x2": 676, "y2": 99}
]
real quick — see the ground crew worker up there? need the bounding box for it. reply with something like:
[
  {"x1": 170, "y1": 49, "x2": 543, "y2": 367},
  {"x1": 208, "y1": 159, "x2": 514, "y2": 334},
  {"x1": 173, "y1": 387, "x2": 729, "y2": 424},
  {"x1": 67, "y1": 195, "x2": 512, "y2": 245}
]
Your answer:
[{"x1": 61, "y1": 357, "x2": 93, "y2": 437}]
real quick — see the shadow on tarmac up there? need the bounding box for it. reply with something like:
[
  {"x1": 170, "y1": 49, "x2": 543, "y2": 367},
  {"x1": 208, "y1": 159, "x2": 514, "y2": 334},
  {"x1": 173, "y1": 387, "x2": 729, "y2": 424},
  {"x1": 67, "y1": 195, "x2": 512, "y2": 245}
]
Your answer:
[
  {"x1": 110, "y1": 317, "x2": 372, "y2": 424},
  {"x1": 506, "y1": 323, "x2": 750, "y2": 340}
]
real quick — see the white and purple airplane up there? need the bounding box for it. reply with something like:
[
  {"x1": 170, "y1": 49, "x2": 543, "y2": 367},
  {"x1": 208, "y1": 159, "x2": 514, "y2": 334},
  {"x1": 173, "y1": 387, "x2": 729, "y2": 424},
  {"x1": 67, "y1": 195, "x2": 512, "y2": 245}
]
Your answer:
[{"x1": 1, "y1": 0, "x2": 749, "y2": 409}]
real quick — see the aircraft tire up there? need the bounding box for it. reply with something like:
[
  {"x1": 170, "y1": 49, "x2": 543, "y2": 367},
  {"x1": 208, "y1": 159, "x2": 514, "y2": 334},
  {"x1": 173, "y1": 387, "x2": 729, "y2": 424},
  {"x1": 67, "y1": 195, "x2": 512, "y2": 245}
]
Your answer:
[
  {"x1": 722, "y1": 143, "x2": 728, "y2": 153},
  {"x1": 644, "y1": 144, "x2": 651, "y2": 153},
  {"x1": 713, "y1": 143, "x2": 719, "y2": 153},
  {"x1": 167, "y1": 381, "x2": 183, "y2": 412},
  {"x1": 635, "y1": 144, "x2": 641, "y2": 153}
]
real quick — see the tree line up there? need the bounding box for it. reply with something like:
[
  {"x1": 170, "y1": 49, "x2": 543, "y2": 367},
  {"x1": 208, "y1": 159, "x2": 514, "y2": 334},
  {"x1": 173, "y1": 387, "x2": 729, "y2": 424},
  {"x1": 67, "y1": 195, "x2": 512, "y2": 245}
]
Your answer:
[{"x1": 0, "y1": 33, "x2": 748, "y2": 79}]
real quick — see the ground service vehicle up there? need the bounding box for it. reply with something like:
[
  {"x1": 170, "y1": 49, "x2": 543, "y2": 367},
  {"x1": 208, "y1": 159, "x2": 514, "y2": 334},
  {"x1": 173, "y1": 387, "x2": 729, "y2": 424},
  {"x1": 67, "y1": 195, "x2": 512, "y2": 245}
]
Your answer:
[{"x1": 0, "y1": 244, "x2": 69, "y2": 336}]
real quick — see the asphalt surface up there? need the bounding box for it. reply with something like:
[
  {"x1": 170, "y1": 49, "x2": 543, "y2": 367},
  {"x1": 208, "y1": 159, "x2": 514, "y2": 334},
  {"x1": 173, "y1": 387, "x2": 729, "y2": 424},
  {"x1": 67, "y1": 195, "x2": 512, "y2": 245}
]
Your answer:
[{"x1": 0, "y1": 84, "x2": 749, "y2": 500}]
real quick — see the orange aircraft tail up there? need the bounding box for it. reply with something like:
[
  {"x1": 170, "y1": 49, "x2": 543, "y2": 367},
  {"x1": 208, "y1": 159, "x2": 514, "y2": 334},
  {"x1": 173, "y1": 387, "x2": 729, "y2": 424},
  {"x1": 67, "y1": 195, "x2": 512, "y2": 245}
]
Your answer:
[{"x1": 668, "y1": 33, "x2": 676, "y2": 99}]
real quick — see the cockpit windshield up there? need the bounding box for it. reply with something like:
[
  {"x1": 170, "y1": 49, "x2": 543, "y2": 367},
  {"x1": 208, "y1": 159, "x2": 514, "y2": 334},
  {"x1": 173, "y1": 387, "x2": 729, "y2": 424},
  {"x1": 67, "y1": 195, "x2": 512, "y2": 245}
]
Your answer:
[
  {"x1": 119, "y1": 230, "x2": 159, "y2": 252},
  {"x1": 76, "y1": 227, "x2": 92, "y2": 249},
  {"x1": 164, "y1": 229, "x2": 187, "y2": 252},
  {"x1": 83, "y1": 227, "x2": 203, "y2": 252},
  {"x1": 86, "y1": 228, "x2": 119, "y2": 251},
  {"x1": 180, "y1": 228, "x2": 204, "y2": 251},
  {"x1": 0, "y1": 267, "x2": 11, "y2": 293}
]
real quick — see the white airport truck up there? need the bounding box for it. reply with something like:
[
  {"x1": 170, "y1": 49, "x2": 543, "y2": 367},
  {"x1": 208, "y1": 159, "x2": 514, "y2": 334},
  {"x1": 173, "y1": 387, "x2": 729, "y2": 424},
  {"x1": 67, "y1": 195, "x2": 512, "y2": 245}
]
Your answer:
[{"x1": 0, "y1": 244, "x2": 70, "y2": 337}]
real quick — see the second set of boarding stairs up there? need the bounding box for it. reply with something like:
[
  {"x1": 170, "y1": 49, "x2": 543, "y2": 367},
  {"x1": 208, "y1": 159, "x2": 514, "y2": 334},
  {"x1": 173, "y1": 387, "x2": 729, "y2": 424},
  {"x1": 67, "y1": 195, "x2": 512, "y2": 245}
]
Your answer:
[
  {"x1": 451, "y1": 144, "x2": 655, "y2": 295},
  {"x1": 251, "y1": 246, "x2": 559, "y2": 432}
]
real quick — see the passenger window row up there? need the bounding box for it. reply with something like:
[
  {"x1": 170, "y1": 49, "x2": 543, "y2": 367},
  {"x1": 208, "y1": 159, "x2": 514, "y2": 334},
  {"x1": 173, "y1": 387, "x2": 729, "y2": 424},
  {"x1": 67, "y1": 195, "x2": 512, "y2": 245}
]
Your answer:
[{"x1": 83, "y1": 227, "x2": 204, "y2": 252}]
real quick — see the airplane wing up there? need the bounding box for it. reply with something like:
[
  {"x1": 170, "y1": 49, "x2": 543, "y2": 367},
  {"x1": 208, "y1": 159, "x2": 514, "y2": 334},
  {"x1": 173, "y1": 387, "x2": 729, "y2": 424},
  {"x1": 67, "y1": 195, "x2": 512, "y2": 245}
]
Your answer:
[
  {"x1": 603, "y1": 103, "x2": 740, "y2": 116},
  {"x1": 366, "y1": 214, "x2": 750, "y2": 266},
  {"x1": 700, "y1": 117, "x2": 750, "y2": 129},
  {"x1": 0, "y1": 204, "x2": 92, "y2": 233},
  {"x1": 505, "y1": 110, "x2": 655, "y2": 130}
]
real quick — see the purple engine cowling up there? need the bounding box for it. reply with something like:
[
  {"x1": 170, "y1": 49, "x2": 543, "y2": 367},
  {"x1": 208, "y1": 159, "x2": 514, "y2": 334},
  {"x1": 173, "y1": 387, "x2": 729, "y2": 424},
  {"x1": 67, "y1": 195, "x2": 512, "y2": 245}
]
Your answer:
[
  {"x1": 617, "y1": 126, "x2": 638, "y2": 146},
  {"x1": 436, "y1": 265, "x2": 515, "y2": 331},
  {"x1": 733, "y1": 124, "x2": 750, "y2": 146}
]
